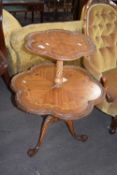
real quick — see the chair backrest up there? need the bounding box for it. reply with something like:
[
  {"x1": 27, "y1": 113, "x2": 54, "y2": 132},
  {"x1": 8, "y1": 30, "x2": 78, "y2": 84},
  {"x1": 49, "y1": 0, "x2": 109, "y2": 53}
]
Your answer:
[{"x1": 83, "y1": 0, "x2": 117, "y2": 72}]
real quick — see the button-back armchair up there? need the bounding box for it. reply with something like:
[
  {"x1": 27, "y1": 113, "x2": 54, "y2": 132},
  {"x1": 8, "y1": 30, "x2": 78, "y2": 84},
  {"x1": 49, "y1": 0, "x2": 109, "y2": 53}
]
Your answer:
[
  {"x1": 82, "y1": 0, "x2": 117, "y2": 133},
  {"x1": 1, "y1": 1, "x2": 83, "y2": 78}
]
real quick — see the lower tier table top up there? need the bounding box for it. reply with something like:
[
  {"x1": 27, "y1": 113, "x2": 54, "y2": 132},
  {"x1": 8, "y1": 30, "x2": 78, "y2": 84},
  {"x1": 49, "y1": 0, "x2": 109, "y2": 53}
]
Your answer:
[{"x1": 11, "y1": 64, "x2": 104, "y2": 120}]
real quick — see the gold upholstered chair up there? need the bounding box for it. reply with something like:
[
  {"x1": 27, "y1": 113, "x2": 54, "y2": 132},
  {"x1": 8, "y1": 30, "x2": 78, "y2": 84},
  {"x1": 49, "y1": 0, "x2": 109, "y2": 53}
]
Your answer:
[
  {"x1": 2, "y1": 7, "x2": 83, "y2": 77},
  {"x1": 82, "y1": 0, "x2": 117, "y2": 133},
  {"x1": 2, "y1": 9, "x2": 22, "y2": 76}
]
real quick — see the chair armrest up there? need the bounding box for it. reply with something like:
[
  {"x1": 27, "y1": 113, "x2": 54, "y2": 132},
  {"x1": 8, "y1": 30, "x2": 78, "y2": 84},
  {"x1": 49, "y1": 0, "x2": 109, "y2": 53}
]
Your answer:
[{"x1": 83, "y1": 56, "x2": 102, "y2": 80}]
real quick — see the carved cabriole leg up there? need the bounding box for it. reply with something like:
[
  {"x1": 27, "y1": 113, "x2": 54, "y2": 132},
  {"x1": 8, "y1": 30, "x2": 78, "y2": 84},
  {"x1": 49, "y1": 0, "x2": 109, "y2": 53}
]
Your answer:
[
  {"x1": 65, "y1": 120, "x2": 88, "y2": 142},
  {"x1": 27, "y1": 115, "x2": 59, "y2": 157},
  {"x1": 109, "y1": 116, "x2": 117, "y2": 134}
]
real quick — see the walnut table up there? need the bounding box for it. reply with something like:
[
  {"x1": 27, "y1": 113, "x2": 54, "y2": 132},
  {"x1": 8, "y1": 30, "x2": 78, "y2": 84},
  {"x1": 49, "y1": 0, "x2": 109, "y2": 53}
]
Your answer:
[{"x1": 11, "y1": 29, "x2": 104, "y2": 157}]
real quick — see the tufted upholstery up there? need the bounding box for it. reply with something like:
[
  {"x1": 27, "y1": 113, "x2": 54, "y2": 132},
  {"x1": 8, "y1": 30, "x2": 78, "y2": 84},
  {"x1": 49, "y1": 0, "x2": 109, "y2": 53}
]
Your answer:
[
  {"x1": 85, "y1": 4, "x2": 117, "y2": 73},
  {"x1": 3, "y1": 9, "x2": 83, "y2": 75},
  {"x1": 83, "y1": 3, "x2": 117, "y2": 117}
]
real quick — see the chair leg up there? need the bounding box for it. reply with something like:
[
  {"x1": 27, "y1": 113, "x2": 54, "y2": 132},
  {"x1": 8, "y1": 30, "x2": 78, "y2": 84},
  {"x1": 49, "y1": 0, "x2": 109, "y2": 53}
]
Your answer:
[
  {"x1": 31, "y1": 10, "x2": 34, "y2": 23},
  {"x1": 24, "y1": 12, "x2": 27, "y2": 19},
  {"x1": 65, "y1": 120, "x2": 88, "y2": 142},
  {"x1": 40, "y1": 11, "x2": 43, "y2": 23},
  {"x1": 27, "y1": 115, "x2": 59, "y2": 157},
  {"x1": 109, "y1": 116, "x2": 117, "y2": 134}
]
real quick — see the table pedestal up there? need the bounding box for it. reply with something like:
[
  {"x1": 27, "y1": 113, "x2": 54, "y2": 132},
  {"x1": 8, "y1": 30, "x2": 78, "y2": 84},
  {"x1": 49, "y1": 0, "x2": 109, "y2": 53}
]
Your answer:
[{"x1": 27, "y1": 115, "x2": 88, "y2": 157}]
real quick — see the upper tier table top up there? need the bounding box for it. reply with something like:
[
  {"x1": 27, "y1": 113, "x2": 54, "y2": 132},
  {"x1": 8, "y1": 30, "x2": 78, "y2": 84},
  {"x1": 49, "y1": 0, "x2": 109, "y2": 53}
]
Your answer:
[{"x1": 25, "y1": 29, "x2": 95, "y2": 61}]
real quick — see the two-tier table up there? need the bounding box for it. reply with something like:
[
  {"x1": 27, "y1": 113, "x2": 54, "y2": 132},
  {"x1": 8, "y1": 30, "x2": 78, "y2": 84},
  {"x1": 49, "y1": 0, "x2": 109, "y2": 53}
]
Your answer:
[{"x1": 11, "y1": 29, "x2": 104, "y2": 157}]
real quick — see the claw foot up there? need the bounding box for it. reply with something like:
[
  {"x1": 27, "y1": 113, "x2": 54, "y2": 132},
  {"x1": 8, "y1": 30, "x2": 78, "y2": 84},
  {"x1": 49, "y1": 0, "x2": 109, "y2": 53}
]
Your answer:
[
  {"x1": 109, "y1": 128, "x2": 116, "y2": 135},
  {"x1": 76, "y1": 134, "x2": 88, "y2": 142},
  {"x1": 27, "y1": 147, "x2": 39, "y2": 157}
]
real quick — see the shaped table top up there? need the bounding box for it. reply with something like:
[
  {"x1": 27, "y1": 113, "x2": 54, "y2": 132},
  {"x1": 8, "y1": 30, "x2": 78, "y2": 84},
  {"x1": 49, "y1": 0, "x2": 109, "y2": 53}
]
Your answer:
[
  {"x1": 25, "y1": 29, "x2": 95, "y2": 61},
  {"x1": 11, "y1": 64, "x2": 104, "y2": 120}
]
